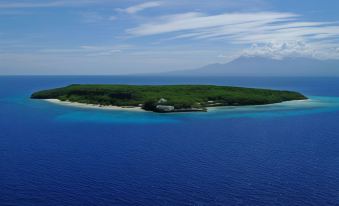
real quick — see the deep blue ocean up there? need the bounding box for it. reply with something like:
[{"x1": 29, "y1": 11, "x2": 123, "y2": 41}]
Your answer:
[{"x1": 1, "y1": 76, "x2": 339, "y2": 206}]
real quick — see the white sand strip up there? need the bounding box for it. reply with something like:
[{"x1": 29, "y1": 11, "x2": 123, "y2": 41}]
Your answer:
[{"x1": 45, "y1": 99, "x2": 145, "y2": 112}]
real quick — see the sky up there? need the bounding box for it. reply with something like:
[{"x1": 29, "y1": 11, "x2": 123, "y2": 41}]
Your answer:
[{"x1": 1, "y1": 0, "x2": 339, "y2": 75}]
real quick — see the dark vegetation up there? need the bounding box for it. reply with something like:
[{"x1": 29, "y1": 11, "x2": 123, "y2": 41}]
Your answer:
[{"x1": 31, "y1": 84, "x2": 307, "y2": 112}]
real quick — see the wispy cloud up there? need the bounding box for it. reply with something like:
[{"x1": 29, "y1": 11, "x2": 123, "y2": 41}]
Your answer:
[
  {"x1": 80, "y1": 11, "x2": 117, "y2": 23},
  {"x1": 39, "y1": 45, "x2": 130, "y2": 56},
  {"x1": 108, "y1": 16, "x2": 117, "y2": 21},
  {"x1": 117, "y1": 1, "x2": 162, "y2": 14},
  {"x1": 165, "y1": 0, "x2": 269, "y2": 11},
  {"x1": 81, "y1": 12, "x2": 105, "y2": 23},
  {"x1": 80, "y1": 45, "x2": 123, "y2": 56},
  {"x1": 0, "y1": 10, "x2": 31, "y2": 15},
  {"x1": 127, "y1": 11, "x2": 339, "y2": 59},
  {"x1": 128, "y1": 12, "x2": 298, "y2": 36},
  {"x1": 0, "y1": 0, "x2": 109, "y2": 9}
]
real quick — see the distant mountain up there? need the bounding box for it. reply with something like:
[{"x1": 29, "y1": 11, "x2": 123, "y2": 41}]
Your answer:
[{"x1": 164, "y1": 56, "x2": 339, "y2": 76}]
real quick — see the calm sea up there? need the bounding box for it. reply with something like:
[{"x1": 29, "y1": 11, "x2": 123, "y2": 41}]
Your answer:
[{"x1": 1, "y1": 76, "x2": 339, "y2": 206}]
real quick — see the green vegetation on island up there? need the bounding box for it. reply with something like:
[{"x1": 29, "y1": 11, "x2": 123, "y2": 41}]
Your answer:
[{"x1": 31, "y1": 84, "x2": 307, "y2": 113}]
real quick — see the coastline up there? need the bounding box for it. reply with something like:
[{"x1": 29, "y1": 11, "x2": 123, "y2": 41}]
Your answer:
[
  {"x1": 206, "y1": 99, "x2": 311, "y2": 111},
  {"x1": 45, "y1": 99, "x2": 146, "y2": 112},
  {"x1": 44, "y1": 98, "x2": 311, "y2": 113}
]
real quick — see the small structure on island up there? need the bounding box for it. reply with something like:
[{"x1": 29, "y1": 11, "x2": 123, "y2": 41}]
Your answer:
[
  {"x1": 158, "y1": 98, "x2": 168, "y2": 104},
  {"x1": 156, "y1": 105, "x2": 175, "y2": 112},
  {"x1": 155, "y1": 98, "x2": 174, "y2": 112}
]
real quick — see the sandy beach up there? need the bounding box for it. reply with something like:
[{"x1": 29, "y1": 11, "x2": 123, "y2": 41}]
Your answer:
[
  {"x1": 45, "y1": 99, "x2": 145, "y2": 112},
  {"x1": 44, "y1": 98, "x2": 312, "y2": 113}
]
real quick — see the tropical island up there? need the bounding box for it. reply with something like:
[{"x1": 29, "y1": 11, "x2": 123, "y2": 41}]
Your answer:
[{"x1": 31, "y1": 84, "x2": 307, "y2": 113}]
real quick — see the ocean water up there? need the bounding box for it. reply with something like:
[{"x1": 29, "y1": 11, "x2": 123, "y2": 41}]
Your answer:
[{"x1": 1, "y1": 76, "x2": 339, "y2": 206}]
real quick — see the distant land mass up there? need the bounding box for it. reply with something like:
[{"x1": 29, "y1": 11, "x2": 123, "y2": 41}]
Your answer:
[
  {"x1": 31, "y1": 84, "x2": 307, "y2": 113},
  {"x1": 163, "y1": 56, "x2": 339, "y2": 76}
]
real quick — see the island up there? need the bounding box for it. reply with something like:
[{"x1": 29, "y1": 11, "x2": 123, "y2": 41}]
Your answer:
[{"x1": 31, "y1": 84, "x2": 307, "y2": 113}]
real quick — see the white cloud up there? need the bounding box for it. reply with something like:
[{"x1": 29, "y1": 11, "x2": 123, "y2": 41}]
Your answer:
[
  {"x1": 117, "y1": 1, "x2": 162, "y2": 14},
  {"x1": 239, "y1": 40, "x2": 339, "y2": 60},
  {"x1": 242, "y1": 41, "x2": 313, "y2": 59}
]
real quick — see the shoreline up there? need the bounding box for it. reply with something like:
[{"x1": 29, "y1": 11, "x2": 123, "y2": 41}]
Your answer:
[
  {"x1": 44, "y1": 98, "x2": 310, "y2": 113},
  {"x1": 45, "y1": 99, "x2": 146, "y2": 112}
]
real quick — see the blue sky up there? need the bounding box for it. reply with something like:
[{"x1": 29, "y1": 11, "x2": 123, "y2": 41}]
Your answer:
[{"x1": 1, "y1": 0, "x2": 339, "y2": 75}]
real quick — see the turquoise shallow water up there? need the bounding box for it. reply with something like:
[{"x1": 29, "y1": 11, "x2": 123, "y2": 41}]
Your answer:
[
  {"x1": 1, "y1": 76, "x2": 339, "y2": 206},
  {"x1": 37, "y1": 96, "x2": 339, "y2": 124}
]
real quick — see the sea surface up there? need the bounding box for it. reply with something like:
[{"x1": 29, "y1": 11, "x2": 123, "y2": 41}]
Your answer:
[{"x1": 1, "y1": 76, "x2": 339, "y2": 206}]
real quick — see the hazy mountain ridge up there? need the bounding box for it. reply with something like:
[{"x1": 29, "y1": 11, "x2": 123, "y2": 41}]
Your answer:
[{"x1": 165, "y1": 56, "x2": 339, "y2": 76}]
